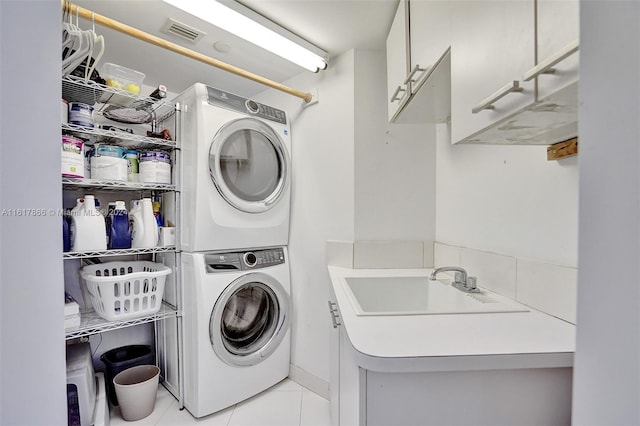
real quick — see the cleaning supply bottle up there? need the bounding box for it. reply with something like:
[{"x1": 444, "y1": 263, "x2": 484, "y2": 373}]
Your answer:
[
  {"x1": 140, "y1": 198, "x2": 159, "y2": 248},
  {"x1": 130, "y1": 198, "x2": 159, "y2": 248},
  {"x1": 129, "y1": 199, "x2": 143, "y2": 248},
  {"x1": 152, "y1": 199, "x2": 163, "y2": 228},
  {"x1": 63, "y1": 215, "x2": 71, "y2": 252},
  {"x1": 108, "y1": 201, "x2": 131, "y2": 249},
  {"x1": 70, "y1": 195, "x2": 107, "y2": 252}
]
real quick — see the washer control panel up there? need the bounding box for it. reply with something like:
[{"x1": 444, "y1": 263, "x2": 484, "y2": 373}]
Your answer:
[
  {"x1": 205, "y1": 247, "x2": 285, "y2": 273},
  {"x1": 206, "y1": 85, "x2": 287, "y2": 125}
]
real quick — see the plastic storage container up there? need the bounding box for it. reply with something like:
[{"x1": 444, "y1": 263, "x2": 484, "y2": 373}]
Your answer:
[
  {"x1": 100, "y1": 344, "x2": 155, "y2": 406},
  {"x1": 100, "y1": 63, "x2": 145, "y2": 97},
  {"x1": 79, "y1": 260, "x2": 170, "y2": 321}
]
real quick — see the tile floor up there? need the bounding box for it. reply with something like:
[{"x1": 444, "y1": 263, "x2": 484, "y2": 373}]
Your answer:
[{"x1": 110, "y1": 378, "x2": 331, "y2": 426}]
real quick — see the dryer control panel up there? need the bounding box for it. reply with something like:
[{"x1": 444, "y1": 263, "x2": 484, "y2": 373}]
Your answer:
[
  {"x1": 206, "y1": 86, "x2": 287, "y2": 125},
  {"x1": 205, "y1": 247, "x2": 286, "y2": 273}
]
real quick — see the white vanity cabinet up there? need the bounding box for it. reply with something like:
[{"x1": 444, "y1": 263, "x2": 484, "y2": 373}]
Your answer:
[
  {"x1": 450, "y1": 0, "x2": 536, "y2": 144},
  {"x1": 329, "y1": 295, "x2": 364, "y2": 426},
  {"x1": 386, "y1": 0, "x2": 411, "y2": 121}
]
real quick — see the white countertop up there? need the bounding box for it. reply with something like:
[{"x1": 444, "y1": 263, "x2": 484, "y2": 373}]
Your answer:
[{"x1": 328, "y1": 266, "x2": 576, "y2": 373}]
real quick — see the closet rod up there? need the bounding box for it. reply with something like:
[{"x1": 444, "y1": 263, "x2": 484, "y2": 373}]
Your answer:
[{"x1": 62, "y1": 1, "x2": 313, "y2": 103}]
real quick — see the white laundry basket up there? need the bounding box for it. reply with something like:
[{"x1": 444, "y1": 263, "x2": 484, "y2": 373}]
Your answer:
[{"x1": 80, "y1": 261, "x2": 171, "y2": 321}]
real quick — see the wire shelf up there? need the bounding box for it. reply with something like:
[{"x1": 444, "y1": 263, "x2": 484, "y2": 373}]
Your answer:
[
  {"x1": 62, "y1": 123, "x2": 176, "y2": 149},
  {"x1": 63, "y1": 245, "x2": 177, "y2": 259},
  {"x1": 62, "y1": 75, "x2": 176, "y2": 124},
  {"x1": 65, "y1": 302, "x2": 179, "y2": 340},
  {"x1": 62, "y1": 177, "x2": 176, "y2": 192}
]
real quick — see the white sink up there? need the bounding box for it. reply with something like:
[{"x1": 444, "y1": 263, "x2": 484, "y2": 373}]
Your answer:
[{"x1": 343, "y1": 276, "x2": 528, "y2": 316}]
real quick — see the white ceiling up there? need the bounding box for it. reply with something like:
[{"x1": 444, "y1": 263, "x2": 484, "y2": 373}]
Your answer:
[{"x1": 71, "y1": 0, "x2": 398, "y2": 98}]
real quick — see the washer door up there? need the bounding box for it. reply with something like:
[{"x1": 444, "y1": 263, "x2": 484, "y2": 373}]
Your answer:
[
  {"x1": 210, "y1": 272, "x2": 290, "y2": 366},
  {"x1": 209, "y1": 118, "x2": 289, "y2": 213}
]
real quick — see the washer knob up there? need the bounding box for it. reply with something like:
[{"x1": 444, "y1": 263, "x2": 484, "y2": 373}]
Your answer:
[{"x1": 244, "y1": 252, "x2": 257, "y2": 267}]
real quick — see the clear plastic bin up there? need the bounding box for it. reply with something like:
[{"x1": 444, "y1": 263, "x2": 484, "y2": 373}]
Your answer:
[{"x1": 100, "y1": 62, "x2": 145, "y2": 95}]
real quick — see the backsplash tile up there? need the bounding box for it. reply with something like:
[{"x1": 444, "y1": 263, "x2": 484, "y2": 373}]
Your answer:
[
  {"x1": 423, "y1": 241, "x2": 435, "y2": 268},
  {"x1": 516, "y1": 259, "x2": 577, "y2": 324},
  {"x1": 325, "y1": 241, "x2": 354, "y2": 268},
  {"x1": 434, "y1": 242, "x2": 461, "y2": 267},
  {"x1": 353, "y1": 241, "x2": 424, "y2": 269},
  {"x1": 460, "y1": 248, "x2": 517, "y2": 299},
  {"x1": 435, "y1": 242, "x2": 577, "y2": 324}
]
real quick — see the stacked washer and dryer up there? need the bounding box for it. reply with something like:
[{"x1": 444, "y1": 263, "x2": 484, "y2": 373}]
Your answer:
[{"x1": 174, "y1": 83, "x2": 292, "y2": 418}]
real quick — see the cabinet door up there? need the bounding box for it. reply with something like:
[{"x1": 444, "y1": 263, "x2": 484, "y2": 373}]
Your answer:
[
  {"x1": 450, "y1": 0, "x2": 536, "y2": 144},
  {"x1": 408, "y1": 0, "x2": 451, "y2": 94},
  {"x1": 534, "y1": 0, "x2": 579, "y2": 100},
  {"x1": 328, "y1": 300, "x2": 340, "y2": 426},
  {"x1": 386, "y1": 0, "x2": 411, "y2": 122}
]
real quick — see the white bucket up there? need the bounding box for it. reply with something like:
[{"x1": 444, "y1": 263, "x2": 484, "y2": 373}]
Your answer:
[
  {"x1": 90, "y1": 156, "x2": 128, "y2": 181},
  {"x1": 61, "y1": 136, "x2": 85, "y2": 178},
  {"x1": 139, "y1": 151, "x2": 171, "y2": 184},
  {"x1": 113, "y1": 365, "x2": 160, "y2": 422}
]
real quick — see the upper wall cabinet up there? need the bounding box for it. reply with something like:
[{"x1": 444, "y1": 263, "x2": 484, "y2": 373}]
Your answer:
[
  {"x1": 450, "y1": 0, "x2": 579, "y2": 145},
  {"x1": 386, "y1": 0, "x2": 411, "y2": 122},
  {"x1": 450, "y1": 0, "x2": 536, "y2": 144},
  {"x1": 534, "y1": 0, "x2": 579, "y2": 101},
  {"x1": 386, "y1": 0, "x2": 451, "y2": 124}
]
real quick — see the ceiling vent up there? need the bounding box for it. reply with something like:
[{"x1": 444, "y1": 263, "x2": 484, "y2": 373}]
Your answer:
[{"x1": 161, "y1": 18, "x2": 206, "y2": 43}]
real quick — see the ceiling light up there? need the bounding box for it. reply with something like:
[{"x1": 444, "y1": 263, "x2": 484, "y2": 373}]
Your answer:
[{"x1": 163, "y1": 0, "x2": 328, "y2": 72}]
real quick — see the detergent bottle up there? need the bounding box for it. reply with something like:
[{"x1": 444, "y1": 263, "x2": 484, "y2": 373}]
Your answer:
[
  {"x1": 108, "y1": 201, "x2": 131, "y2": 249},
  {"x1": 70, "y1": 195, "x2": 107, "y2": 252},
  {"x1": 130, "y1": 198, "x2": 158, "y2": 248}
]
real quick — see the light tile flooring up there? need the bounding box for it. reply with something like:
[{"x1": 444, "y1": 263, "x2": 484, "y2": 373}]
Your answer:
[{"x1": 110, "y1": 378, "x2": 331, "y2": 426}]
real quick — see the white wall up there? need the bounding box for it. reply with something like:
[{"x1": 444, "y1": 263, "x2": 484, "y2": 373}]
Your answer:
[
  {"x1": 0, "y1": 1, "x2": 67, "y2": 424},
  {"x1": 256, "y1": 51, "x2": 357, "y2": 385},
  {"x1": 435, "y1": 124, "x2": 579, "y2": 267},
  {"x1": 572, "y1": 2, "x2": 640, "y2": 424},
  {"x1": 354, "y1": 50, "x2": 436, "y2": 243}
]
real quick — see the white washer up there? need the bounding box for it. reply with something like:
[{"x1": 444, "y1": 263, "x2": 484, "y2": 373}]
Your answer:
[
  {"x1": 181, "y1": 247, "x2": 291, "y2": 418},
  {"x1": 175, "y1": 83, "x2": 291, "y2": 252}
]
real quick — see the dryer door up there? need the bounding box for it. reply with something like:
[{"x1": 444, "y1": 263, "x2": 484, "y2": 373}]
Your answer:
[
  {"x1": 209, "y1": 118, "x2": 290, "y2": 213},
  {"x1": 210, "y1": 272, "x2": 290, "y2": 366}
]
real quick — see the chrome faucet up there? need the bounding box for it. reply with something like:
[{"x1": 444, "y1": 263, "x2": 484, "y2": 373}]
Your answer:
[{"x1": 430, "y1": 266, "x2": 479, "y2": 293}]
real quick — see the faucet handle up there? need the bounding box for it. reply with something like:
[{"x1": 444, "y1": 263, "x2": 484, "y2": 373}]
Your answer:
[{"x1": 466, "y1": 276, "x2": 477, "y2": 290}]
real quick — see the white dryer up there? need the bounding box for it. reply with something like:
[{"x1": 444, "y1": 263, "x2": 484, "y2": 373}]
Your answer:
[
  {"x1": 181, "y1": 247, "x2": 291, "y2": 418},
  {"x1": 175, "y1": 83, "x2": 291, "y2": 252}
]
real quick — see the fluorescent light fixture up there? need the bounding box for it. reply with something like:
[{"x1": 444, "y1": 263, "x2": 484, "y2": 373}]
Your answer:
[{"x1": 163, "y1": 0, "x2": 328, "y2": 72}]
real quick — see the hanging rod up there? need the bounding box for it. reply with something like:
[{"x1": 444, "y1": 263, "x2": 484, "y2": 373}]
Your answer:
[{"x1": 62, "y1": 1, "x2": 313, "y2": 103}]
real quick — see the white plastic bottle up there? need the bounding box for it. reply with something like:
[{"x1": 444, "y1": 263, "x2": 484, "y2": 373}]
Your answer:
[
  {"x1": 130, "y1": 199, "x2": 143, "y2": 248},
  {"x1": 131, "y1": 198, "x2": 159, "y2": 248},
  {"x1": 70, "y1": 195, "x2": 107, "y2": 252}
]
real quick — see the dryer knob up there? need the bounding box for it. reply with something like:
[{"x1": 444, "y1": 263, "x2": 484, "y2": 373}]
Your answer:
[
  {"x1": 246, "y1": 100, "x2": 260, "y2": 114},
  {"x1": 244, "y1": 252, "x2": 257, "y2": 267}
]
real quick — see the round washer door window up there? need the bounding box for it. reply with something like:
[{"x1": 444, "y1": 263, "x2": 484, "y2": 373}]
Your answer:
[
  {"x1": 209, "y1": 118, "x2": 289, "y2": 213},
  {"x1": 210, "y1": 272, "x2": 290, "y2": 366}
]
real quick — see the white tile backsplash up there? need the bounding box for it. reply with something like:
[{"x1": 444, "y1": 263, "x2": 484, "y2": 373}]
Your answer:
[
  {"x1": 435, "y1": 242, "x2": 577, "y2": 324},
  {"x1": 325, "y1": 240, "x2": 354, "y2": 268},
  {"x1": 434, "y1": 242, "x2": 462, "y2": 267},
  {"x1": 461, "y1": 248, "x2": 517, "y2": 299},
  {"x1": 516, "y1": 258, "x2": 577, "y2": 324},
  {"x1": 353, "y1": 241, "x2": 424, "y2": 269}
]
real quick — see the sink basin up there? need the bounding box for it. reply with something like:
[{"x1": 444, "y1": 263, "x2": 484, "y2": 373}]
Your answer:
[{"x1": 343, "y1": 276, "x2": 528, "y2": 316}]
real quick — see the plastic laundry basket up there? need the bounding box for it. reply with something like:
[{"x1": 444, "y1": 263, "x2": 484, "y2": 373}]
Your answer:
[{"x1": 80, "y1": 261, "x2": 170, "y2": 321}]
